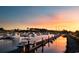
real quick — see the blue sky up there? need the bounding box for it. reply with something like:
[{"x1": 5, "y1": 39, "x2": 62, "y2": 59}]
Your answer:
[
  {"x1": 0, "y1": 6, "x2": 79, "y2": 31},
  {"x1": 0, "y1": 6, "x2": 71, "y2": 23}
]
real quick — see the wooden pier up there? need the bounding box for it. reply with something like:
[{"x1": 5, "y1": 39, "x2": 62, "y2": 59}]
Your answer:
[{"x1": 17, "y1": 34, "x2": 61, "y2": 53}]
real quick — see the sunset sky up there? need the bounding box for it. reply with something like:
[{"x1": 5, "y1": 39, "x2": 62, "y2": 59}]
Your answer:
[{"x1": 0, "y1": 6, "x2": 79, "y2": 31}]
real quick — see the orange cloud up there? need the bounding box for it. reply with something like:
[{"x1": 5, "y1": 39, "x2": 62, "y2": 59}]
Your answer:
[
  {"x1": 1, "y1": 8, "x2": 79, "y2": 31},
  {"x1": 25, "y1": 9, "x2": 79, "y2": 31}
]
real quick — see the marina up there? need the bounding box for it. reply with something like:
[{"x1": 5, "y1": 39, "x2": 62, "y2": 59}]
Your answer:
[
  {"x1": 0, "y1": 6, "x2": 79, "y2": 53},
  {"x1": 0, "y1": 31, "x2": 62, "y2": 53}
]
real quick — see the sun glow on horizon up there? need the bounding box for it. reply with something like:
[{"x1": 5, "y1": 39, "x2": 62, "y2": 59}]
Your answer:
[{"x1": 1, "y1": 7, "x2": 79, "y2": 31}]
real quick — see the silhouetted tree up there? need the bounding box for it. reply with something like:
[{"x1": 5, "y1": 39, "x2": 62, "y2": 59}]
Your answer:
[
  {"x1": 0, "y1": 28, "x2": 4, "y2": 31},
  {"x1": 75, "y1": 30, "x2": 79, "y2": 37},
  {"x1": 61, "y1": 30, "x2": 69, "y2": 34}
]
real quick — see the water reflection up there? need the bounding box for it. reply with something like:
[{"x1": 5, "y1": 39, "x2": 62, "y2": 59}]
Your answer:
[
  {"x1": 0, "y1": 36, "x2": 67, "y2": 53},
  {"x1": 36, "y1": 36, "x2": 67, "y2": 53},
  {"x1": 0, "y1": 39, "x2": 18, "y2": 53}
]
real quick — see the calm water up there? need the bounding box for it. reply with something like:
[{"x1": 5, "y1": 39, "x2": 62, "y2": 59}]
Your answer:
[
  {"x1": 36, "y1": 36, "x2": 67, "y2": 53},
  {"x1": 0, "y1": 36, "x2": 67, "y2": 53},
  {"x1": 0, "y1": 39, "x2": 18, "y2": 53}
]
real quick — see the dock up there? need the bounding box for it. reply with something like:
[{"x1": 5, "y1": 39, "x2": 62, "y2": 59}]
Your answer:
[{"x1": 16, "y1": 34, "x2": 61, "y2": 53}]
